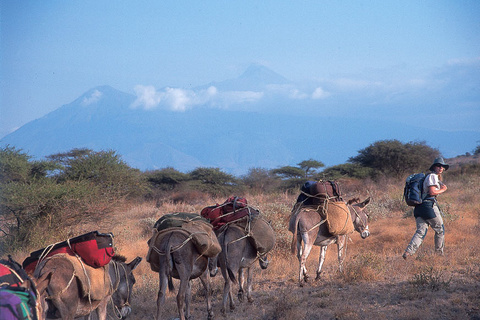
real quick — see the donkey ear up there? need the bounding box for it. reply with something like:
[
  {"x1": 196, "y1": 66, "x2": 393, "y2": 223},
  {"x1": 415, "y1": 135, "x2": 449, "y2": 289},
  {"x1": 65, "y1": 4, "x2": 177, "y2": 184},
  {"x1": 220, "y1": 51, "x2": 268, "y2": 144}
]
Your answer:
[
  {"x1": 128, "y1": 257, "x2": 142, "y2": 270},
  {"x1": 361, "y1": 197, "x2": 371, "y2": 207}
]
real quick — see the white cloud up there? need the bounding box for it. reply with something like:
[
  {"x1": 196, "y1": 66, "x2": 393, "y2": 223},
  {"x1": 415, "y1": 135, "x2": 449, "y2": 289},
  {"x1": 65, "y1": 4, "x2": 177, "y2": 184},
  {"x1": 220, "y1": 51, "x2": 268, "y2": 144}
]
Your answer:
[
  {"x1": 311, "y1": 87, "x2": 330, "y2": 99},
  {"x1": 131, "y1": 85, "x2": 263, "y2": 111},
  {"x1": 131, "y1": 85, "x2": 163, "y2": 110},
  {"x1": 81, "y1": 89, "x2": 103, "y2": 106},
  {"x1": 220, "y1": 90, "x2": 264, "y2": 104}
]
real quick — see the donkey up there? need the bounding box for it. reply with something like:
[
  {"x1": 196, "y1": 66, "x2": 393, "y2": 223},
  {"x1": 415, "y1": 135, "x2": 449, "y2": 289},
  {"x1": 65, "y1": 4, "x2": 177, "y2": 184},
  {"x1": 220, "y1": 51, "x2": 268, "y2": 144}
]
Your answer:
[
  {"x1": 34, "y1": 254, "x2": 141, "y2": 320},
  {"x1": 289, "y1": 197, "x2": 370, "y2": 286},
  {"x1": 214, "y1": 223, "x2": 270, "y2": 315},
  {"x1": 148, "y1": 229, "x2": 214, "y2": 320}
]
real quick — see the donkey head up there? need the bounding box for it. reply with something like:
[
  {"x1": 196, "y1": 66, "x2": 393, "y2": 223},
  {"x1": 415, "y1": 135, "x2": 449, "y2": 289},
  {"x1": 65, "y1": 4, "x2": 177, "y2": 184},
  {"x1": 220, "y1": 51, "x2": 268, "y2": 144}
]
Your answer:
[
  {"x1": 347, "y1": 197, "x2": 371, "y2": 239},
  {"x1": 110, "y1": 256, "x2": 142, "y2": 319}
]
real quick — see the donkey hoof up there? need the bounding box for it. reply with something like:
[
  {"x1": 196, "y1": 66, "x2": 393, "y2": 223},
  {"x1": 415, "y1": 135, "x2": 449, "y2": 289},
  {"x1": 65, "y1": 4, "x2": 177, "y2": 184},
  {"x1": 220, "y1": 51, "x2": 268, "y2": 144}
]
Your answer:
[
  {"x1": 248, "y1": 297, "x2": 254, "y2": 303},
  {"x1": 210, "y1": 267, "x2": 218, "y2": 277},
  {"x1": 238, "y1": 291, "x2": 244, "y2": 302},
  {"x1": 315, "y1": 272, "x2": 322, "y2": 281}
]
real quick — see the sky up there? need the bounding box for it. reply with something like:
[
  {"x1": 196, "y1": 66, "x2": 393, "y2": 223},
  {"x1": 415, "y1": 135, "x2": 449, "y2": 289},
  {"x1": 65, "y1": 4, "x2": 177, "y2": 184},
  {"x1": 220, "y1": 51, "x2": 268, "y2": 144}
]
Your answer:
[{"x1": 1, "y1": 1, "x2": 480, "y2": 139}]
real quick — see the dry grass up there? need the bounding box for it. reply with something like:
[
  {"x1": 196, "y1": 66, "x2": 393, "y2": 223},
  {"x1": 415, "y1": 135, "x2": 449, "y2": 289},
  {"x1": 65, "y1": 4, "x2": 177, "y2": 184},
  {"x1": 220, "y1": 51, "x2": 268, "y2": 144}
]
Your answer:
[{"x1": 11, "y1": 180, "x2": 480, "y2": 320}]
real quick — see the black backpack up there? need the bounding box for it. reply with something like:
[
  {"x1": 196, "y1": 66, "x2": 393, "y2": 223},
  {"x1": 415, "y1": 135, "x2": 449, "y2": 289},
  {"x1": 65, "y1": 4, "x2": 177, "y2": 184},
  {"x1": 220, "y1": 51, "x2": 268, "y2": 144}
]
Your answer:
[{"x1": 404, "y1": 173, "x2": 430, "y2": 206}]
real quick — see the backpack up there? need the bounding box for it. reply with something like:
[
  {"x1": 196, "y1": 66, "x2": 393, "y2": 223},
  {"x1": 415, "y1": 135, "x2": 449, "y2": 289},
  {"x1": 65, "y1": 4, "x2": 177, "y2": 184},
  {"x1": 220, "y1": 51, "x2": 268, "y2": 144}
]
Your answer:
[
  {"x1": 0, "y1": 286, "x2": 38, "y2": 320},
  {"x1": 296, "y1": 180, "x2": 343, "y2": 206},
  {"x1": 201, "y1": 196, "x2": 253, "y2": 230},
  {"x1": 404, "y1": 173, "x2": 430, "y2": 206}
]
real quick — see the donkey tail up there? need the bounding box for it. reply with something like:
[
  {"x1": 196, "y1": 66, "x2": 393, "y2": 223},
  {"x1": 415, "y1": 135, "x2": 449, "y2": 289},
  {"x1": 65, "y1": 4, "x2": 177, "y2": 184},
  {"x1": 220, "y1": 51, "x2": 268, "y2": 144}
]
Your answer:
[
  {"x1": 227, "y1": 267, "x2": 237, "y2": 284},
  {"x1": 221, "y1": 227, "x2": 238, "y2": 285},
  {"x1": 290, "y1": 210, "x2": 301, "y2": 254},
  {"x1": 166, "y1": 237, "x2": 175, "y2": 291}
]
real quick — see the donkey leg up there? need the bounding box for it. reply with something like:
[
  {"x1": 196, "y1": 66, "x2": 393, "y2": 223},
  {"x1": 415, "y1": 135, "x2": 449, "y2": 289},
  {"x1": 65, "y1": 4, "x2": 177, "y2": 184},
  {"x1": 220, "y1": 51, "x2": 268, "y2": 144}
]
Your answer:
[
  {"x1": 176, "y1": 277, "x2": 191, "y2": 320},
  {"x1": 220, "y1": 267, "x2": 234, "y2": 314},
  {"x1": 316, "y1": 245, "x2": 328, "y2": 280},
  {"x1": 237, "y1": 268, "x2": 245, "y2": 302},
  {"x1": 246, "y1": 266, "x2": 254, "y2": 303},
  {"x1": 199, "y1": 270, "x2": 214, "y2": 320},
  {"x1": 208, "y1": 256, "x2": 218, "y2": 277},
  {"x1": 95, "y1": 298, "x2": 109, "y2": 320},
  {"x1": 156, "y1": 272, "x2": 169, "y2": 320},
  {"x1": 299, "y1": 233, "x2": 314, "y2": 286},
  {"x1": 185, "y1": 281, "x2": 192, "y2": 320},
  {"x1": 337, "y1": 235, "x2": 347, "y2": 273},
  {"x1": 296, "y1": 235, "x2": 305, "y2": 285}
]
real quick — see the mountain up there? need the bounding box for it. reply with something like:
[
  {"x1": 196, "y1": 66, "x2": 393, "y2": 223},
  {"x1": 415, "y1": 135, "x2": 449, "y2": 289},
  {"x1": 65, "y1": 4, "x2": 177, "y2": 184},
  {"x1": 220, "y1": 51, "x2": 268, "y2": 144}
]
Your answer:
[
  {"x1": 1, "y1": 66, "x2": 479, "y2": 175},
  {"x1": 201, "y1": 64, "x2": 291, "y2": 91}
]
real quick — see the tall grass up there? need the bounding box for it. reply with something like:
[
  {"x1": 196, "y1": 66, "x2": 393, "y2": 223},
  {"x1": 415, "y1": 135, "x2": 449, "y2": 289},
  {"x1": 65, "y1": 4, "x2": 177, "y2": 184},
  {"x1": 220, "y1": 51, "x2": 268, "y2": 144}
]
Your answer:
[{"x1": 11, "y1": 173, "x2": 480, "y2": 319}]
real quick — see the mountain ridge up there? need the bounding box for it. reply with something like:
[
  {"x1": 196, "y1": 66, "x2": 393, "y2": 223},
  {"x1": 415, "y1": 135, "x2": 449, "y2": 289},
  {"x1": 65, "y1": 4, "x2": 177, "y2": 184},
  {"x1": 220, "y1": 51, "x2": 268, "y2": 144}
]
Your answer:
[{"x1": 1, "y1": 65, "x2": 478, "y2": 175}]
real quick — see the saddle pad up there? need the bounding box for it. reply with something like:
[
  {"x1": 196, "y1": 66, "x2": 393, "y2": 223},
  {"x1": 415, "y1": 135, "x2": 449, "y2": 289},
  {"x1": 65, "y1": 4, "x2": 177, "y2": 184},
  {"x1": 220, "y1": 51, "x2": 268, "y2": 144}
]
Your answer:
[
  {"x1": 35, "y1": 254, "x2": 111, "y2": 301},
  {"x1": 324, "y1": 201, "x2": 354, "y2": 236}
]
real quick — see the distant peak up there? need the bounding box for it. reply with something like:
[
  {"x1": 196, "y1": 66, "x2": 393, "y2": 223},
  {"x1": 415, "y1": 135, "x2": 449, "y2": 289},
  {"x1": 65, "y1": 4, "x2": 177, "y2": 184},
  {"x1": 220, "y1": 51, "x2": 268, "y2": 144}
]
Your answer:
[
  {"x1": 239, "y1": 64, "x2": 290, "y2": 84},
  {"x1": 71, "y1": 85, "x2": 135, "y2": 108}
]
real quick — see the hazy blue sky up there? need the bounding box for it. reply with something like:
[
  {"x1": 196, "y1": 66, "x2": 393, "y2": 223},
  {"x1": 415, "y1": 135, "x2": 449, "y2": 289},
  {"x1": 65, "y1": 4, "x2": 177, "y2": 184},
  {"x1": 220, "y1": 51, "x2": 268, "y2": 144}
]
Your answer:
[{"x1": 1, "y1": 1, "x2": 479, "y2": 138}]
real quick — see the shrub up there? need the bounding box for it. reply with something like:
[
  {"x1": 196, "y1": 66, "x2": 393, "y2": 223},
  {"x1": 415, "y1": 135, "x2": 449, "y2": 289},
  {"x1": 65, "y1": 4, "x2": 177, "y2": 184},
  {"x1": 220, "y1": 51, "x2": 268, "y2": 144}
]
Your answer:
[{"x1": 410, "y1": 266, "x2": 451, "y2": 291}]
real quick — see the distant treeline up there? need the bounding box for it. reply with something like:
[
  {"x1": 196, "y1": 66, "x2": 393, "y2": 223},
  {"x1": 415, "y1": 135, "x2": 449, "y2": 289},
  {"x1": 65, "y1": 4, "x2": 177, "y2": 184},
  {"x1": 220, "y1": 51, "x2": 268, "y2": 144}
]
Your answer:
[{"x1": 1, "y1": 140, "x2": 478, "y2": 252}]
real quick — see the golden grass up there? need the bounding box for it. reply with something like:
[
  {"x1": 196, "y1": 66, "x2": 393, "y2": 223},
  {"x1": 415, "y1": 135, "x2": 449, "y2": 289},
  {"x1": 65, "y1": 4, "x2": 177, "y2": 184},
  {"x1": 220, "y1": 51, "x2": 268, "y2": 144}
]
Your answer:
[{"x1": 11, "y1": 180, "x2": 480, "y2": 319}]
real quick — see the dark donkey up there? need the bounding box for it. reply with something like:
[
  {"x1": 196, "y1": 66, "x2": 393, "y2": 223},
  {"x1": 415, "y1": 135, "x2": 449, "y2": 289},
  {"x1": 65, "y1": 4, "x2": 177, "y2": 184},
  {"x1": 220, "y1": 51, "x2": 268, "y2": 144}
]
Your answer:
[
  {"x1": 214, "y1": 220, "x2": 273, "y2": 315},
  {"x1": 148, "y1": 228, "x2": 214, "y2": 320},
  {"x1": 34, "y1": 254, "x2": 141, "y2": 320},
  {"x1": 289, "y1": 197, "x2": 370, "y2": 286}
]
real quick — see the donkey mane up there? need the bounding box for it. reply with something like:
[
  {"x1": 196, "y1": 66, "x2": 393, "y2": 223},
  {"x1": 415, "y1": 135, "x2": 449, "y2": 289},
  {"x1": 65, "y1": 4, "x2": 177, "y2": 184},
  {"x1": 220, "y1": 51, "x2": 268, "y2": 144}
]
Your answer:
[
  {"x1": 347, "y1": 197, "x2": 360, "y2": 205},
  {"x1": 112, "y1": 254, "x2": 127, "y2": 262}
]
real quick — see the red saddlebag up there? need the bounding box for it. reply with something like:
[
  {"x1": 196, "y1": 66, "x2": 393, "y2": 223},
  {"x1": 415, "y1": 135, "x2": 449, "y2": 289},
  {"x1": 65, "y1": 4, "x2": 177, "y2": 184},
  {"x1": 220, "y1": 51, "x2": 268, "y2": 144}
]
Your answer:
[{"x1": 23, "y1": 231, "x2": 115, "y2": 272}]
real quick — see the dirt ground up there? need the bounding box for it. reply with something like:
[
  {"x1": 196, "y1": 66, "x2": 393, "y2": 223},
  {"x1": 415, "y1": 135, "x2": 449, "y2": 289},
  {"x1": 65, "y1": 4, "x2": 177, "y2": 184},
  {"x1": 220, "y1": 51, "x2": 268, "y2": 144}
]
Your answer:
[{"x1": 125, "y1": 250, "x2": 480, "y2": 320}]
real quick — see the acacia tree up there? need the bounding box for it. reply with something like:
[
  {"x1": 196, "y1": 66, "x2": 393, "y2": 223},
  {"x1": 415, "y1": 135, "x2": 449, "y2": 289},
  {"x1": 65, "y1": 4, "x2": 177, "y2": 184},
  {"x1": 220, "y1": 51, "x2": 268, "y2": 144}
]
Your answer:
[
  {"x1": 53, "y1": 149, "x2": 145, "y2": 199},
  {"x1": 297, "y1": 159, "x2": 325, "y2": 178},
  {"x1": 241, "y1": 167, "x2": 280, "y2": 193},
  {"x1": 146, "y1": 167, "x2": 189, "y2": 191},
  {"x1": 188, "y1": 167, "x2": 240, "y2": 196},
  {"x1": 348, "y1": 140, "x2": 439, "y2": 179},
  {"x1": 270, "y1": 166, "x2": 305, "y2": 191},
  {"x1": 0, "y1": 146, "x2": 64, "y2": 247},
  {"x1": 1, "y1": 147, "x2": 146, "y2": 251}
]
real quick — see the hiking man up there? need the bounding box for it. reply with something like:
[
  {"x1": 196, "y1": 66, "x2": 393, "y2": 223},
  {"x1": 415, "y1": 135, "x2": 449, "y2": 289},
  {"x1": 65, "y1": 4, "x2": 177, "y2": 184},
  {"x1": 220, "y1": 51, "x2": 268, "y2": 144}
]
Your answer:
[{"x1": 403, "y1": 157, "x2": 449, "y2": 259}]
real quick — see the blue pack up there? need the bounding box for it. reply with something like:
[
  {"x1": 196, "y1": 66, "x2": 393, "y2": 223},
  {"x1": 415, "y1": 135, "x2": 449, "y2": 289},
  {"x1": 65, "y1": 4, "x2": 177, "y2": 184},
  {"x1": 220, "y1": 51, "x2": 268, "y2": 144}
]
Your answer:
[{"x1": 404, "y1": 173, "x2": 429, "y2": 206}]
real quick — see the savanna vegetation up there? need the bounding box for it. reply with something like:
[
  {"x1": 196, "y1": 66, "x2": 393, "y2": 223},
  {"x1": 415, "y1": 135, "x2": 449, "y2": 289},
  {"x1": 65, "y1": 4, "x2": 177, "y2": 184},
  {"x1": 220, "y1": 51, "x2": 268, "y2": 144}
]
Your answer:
[{"x1": 1, "y1": 140, "x2": 479, "y2": 319}]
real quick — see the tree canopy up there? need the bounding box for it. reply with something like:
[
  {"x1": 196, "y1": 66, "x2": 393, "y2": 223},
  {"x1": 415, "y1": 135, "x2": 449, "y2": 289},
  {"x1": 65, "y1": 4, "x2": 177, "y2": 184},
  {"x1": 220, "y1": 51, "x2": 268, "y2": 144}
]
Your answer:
[{"x1": 349, "y1": 140, "x2": 439, "y2": 178}]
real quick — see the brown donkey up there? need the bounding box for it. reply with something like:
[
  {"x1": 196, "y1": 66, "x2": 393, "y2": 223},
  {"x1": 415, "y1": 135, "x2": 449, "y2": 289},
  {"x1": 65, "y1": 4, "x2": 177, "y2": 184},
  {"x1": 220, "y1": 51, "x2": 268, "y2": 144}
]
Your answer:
[
  {"x1": 289, "y1": 197, "x2": 371, "y2": 286},
  {"x1": 34, "y1": 254, "x2": 141, "y2": 320}
]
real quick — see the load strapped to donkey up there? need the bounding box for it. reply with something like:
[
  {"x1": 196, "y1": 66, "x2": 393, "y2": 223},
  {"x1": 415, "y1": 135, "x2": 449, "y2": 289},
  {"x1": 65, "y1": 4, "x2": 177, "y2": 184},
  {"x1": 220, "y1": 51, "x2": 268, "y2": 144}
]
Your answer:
[
  {"x1": 22, "y1": 231, "x2": 115, "y2": 274},
  {"x1": 146, "y1": 212, "x2": 222, "y2": 272},
  {"x1": 201, "y1": 196, "x2": 275, "y2": 257},
  {"x1": 1, "y1": 256, "x2": 40, "y2": 320},
  {"x1": 292, "y1": 180, "x2": 354, "y2": 236}
]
